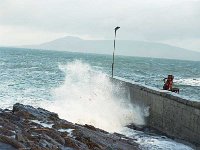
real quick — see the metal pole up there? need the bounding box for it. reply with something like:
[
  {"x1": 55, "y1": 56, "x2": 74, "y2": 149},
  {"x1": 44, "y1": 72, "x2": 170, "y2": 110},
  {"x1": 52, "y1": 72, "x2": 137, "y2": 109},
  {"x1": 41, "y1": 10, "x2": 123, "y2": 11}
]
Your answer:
[
  {"x1": 112, "y1": 26, "x2": 120, "y2": 78},
  {"x1": 112, "y1": 37, "x2": 115, "y2": 78}
]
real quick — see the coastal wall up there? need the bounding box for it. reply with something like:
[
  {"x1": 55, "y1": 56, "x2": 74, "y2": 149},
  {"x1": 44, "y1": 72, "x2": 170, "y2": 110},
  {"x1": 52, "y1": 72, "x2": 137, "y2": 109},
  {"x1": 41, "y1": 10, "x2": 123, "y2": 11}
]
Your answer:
[{"x1": 111, "y1": 78, "x2": 200, "y2": 145}]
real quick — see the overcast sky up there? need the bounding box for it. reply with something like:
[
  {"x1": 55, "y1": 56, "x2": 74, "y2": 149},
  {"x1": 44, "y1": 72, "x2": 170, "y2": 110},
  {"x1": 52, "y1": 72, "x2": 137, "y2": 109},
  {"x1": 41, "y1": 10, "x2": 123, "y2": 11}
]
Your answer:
[{"x1": 0, "y1": 0, "x2": 200, "y2": 51}]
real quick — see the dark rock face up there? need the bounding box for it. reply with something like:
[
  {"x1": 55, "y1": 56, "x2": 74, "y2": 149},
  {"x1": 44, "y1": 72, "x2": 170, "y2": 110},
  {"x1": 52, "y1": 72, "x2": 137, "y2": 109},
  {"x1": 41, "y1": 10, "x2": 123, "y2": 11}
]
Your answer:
[{"x1": 0, "y1": 103, "x2": 139, "y2": 150}]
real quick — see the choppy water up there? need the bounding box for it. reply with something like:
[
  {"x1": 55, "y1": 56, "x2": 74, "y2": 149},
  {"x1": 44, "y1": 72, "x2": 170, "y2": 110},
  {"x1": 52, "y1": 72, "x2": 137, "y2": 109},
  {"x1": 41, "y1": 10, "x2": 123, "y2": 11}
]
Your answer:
[
  {"x1": 0, "y1": 47, "x2": 199, "y2": 105},
  {"x1": 0, "y1": 47, "x2": 199, "y2": 149}
]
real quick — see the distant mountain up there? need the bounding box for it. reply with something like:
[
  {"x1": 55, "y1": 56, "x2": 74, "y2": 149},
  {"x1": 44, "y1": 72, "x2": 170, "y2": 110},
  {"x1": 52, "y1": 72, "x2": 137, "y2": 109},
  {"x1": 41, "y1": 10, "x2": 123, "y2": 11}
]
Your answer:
[{"x1": 22, "y1": 36, "x2": 200, "y2": 61}]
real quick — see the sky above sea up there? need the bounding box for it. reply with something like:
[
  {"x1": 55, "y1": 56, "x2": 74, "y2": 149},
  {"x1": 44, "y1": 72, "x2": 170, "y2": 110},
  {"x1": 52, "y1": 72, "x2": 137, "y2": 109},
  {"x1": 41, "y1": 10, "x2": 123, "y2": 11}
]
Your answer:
[{"x1": 0, "y1": 0, "x2": 200, "y2": 52}]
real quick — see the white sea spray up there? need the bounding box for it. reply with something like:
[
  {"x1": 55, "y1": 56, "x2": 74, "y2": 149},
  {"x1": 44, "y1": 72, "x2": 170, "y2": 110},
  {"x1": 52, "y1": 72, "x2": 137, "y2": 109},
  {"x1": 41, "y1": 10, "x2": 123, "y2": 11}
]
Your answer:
[{"x1": 46, "y1": 60, "x2": 147, "y2": 132}]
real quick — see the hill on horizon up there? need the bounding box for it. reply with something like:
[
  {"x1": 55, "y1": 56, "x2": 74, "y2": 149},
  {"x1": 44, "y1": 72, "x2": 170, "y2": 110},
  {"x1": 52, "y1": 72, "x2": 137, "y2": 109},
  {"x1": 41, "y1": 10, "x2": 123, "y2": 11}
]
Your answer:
[{"x1": 21, "y1": 36, "x2": 200, "y2": 61}]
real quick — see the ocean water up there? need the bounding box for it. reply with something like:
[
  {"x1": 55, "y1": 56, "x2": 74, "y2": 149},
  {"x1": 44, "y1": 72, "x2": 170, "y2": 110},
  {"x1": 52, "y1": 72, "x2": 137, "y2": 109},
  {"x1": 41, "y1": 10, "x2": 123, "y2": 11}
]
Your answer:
[{"x1": 0, "y1": 47, "x2": 199, "y2": 149}]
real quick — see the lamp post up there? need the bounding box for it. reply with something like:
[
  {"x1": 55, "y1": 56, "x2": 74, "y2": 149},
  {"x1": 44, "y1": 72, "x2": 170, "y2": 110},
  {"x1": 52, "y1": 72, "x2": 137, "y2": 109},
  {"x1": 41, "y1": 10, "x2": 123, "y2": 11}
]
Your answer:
[{"x1": 112, "y1": 26, "x2": 120, "y2": 78}]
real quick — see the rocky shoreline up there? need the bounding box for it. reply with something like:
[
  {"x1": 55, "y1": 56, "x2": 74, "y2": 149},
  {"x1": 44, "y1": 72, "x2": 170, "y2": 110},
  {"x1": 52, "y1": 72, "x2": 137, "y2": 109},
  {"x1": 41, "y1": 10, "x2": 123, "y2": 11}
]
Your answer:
[{"x1": 0, "y1": 103, "x2": 139, "y2": 150}]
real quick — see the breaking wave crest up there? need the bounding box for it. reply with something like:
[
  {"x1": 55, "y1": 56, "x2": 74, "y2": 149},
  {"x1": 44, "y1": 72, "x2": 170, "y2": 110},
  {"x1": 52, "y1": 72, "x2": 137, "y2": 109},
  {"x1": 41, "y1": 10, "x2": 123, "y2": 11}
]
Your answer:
[
  {"x1": 175, "y1": 78, "x2": 200, "y2": 87},
  {"x1": 46, "y1": 60, "x2": 146, "y2": 132}
]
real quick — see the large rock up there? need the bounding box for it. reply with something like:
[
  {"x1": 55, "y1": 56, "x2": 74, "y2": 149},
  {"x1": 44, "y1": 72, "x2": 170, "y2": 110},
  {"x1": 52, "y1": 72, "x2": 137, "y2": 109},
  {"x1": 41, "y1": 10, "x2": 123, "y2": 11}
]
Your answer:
[{"x1": 0, "y1": 103, "x2": 139, "y2": 150}]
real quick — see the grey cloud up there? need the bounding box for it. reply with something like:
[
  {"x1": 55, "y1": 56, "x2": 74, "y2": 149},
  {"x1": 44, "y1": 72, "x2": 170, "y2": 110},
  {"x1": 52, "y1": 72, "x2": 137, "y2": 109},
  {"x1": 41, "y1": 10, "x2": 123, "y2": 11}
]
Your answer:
[{"x1": 0, "y1": 0, "x2": 199, "y2": 42}]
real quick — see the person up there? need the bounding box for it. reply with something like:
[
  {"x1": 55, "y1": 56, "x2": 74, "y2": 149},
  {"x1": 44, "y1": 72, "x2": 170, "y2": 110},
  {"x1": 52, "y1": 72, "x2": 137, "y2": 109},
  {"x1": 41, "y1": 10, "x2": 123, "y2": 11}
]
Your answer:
[
  {"x1": 163, "y1": 75, "x2": 173, "y2": 91},
  {"x1": 163, "y1": 75, "x2": 179, "y2": 93},
  {"x1": 163, "y1": 75, "x2": 180, "y2": 93}
]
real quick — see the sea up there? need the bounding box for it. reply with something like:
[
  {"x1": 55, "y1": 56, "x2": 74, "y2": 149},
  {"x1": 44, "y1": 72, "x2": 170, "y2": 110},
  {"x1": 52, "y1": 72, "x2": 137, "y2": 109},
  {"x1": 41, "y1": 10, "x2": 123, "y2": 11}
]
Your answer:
[{"x1": 0, "y1": 47, "x2": 199, "y2": 149}]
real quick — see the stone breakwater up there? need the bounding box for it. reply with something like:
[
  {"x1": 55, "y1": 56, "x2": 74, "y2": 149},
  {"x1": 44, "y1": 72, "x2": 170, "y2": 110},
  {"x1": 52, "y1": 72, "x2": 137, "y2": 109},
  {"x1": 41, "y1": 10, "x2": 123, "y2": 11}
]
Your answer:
[
  {"x1": 111, "y1": 78, "x2": 200, "y2": 146},
  {"x1": 0, "y1": 103, "x2": 138, "y2": 150}
]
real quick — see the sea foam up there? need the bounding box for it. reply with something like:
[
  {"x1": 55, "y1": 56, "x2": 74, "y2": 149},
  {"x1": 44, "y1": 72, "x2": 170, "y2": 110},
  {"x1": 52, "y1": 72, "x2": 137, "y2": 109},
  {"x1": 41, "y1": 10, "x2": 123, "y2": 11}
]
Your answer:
[
  {"x1": 46, "y1": 60, "x2": 147, "y2": 132},
  {"x1": 175, "y1": 78, "x2": 200, "y2": 87}
]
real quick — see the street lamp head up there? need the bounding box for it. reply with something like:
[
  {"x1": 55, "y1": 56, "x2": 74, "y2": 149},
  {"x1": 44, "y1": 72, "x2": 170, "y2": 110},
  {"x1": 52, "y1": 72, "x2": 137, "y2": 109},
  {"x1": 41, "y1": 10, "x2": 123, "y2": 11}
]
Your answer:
[
  {"x1": 115, "y1": 26, "x2": 120, "y2": 31},
  {"x1": 114, "y1": 26, "x2": 120, "y2": 37}
]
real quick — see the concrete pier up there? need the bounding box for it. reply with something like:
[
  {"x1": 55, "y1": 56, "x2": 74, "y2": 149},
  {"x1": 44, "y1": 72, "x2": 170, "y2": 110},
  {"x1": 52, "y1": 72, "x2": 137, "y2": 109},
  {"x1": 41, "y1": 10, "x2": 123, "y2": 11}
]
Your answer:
[{"x1": 111, "y1": 78, "x2": 200, "y2": 145}]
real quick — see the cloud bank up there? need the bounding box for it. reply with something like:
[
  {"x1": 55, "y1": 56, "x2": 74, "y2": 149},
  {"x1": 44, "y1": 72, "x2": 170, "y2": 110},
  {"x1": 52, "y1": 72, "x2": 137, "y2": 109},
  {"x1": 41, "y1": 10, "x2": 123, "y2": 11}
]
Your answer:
[{"x1": 0, "y1": 0, "x2": 199, "y2": 51}]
